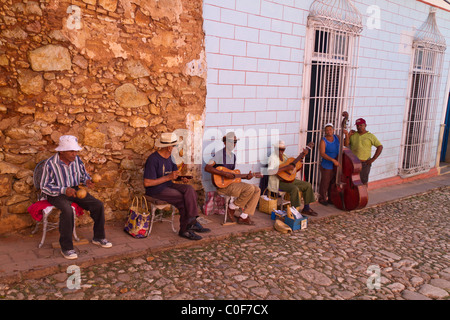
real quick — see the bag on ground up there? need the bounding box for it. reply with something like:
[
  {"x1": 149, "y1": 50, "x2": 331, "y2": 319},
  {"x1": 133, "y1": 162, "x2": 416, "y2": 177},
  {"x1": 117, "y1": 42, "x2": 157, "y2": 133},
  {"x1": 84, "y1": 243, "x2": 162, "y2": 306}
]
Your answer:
[{"x1": 124, "y1": 196, "x2": 151, "y2": 238}]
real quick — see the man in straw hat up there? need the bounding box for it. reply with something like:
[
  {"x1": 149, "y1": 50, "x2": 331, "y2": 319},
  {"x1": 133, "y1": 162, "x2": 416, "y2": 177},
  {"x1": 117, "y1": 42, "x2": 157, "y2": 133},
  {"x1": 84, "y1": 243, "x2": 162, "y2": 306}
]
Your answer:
[
  {"x1": 40, "y1": 135, "x2": 111, "y2": 260},
  {"x1": 204, "y1": 132, "x2": 260, "y2": 225},
  {"x1": 267, "y1": 140, "x2": 317, "y2": 216},
  {"x1": 144, "y1": 132, "x2": 210, "y2": 240},
  {"x1": 346, "y1": 118, "x2": 383, "y2": 185}
]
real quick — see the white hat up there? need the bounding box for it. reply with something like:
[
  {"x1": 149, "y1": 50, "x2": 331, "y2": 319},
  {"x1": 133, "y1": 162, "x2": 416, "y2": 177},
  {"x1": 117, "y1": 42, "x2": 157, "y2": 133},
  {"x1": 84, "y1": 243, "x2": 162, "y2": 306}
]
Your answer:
[
  {"x1": 324, "y1": 123, "x2": 334, "y2": 128},
  {"x1": 273, "y1": 140, "x2": 286, "y2": 149},
  {"x1": 155, "y1": 132, "x2": 179, "y2": 148},
  {"x1": 55, "y1": 135, "x2": 82, "y2": 152}
]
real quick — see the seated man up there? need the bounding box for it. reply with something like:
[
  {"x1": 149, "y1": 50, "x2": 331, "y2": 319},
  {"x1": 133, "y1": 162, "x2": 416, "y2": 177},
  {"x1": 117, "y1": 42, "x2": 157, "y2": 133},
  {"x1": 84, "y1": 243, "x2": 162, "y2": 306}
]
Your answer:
[
  {"x1": 267, "y1": 140, "x2": 317, "y2": 216},
  {"x1": 204, "y1": 132, "x2": 260, "y2": 225},
  {"x1": 40, "y1": 135, "x2": 111, "y2": 260},
  {"x1": 144, "y1": 132, "x2": 210, "y2": 240}
]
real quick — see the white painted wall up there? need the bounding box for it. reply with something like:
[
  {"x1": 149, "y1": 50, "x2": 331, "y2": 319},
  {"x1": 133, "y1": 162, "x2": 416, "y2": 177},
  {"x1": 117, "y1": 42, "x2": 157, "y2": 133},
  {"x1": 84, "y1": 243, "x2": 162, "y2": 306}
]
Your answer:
[{"x1": 202, "y1": 0, "x2": 450, "y2": 192}]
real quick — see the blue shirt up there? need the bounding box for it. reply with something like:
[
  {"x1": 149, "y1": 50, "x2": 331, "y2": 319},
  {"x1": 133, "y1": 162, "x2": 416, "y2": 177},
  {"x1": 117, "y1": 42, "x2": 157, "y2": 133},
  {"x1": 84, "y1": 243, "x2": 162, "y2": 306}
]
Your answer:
[
  {"x1": 144, "y1": 152, "x2": 178, "y2": 196},
  {"x1": 321, "y1": 135, "x2": 340, "y2": 170}
]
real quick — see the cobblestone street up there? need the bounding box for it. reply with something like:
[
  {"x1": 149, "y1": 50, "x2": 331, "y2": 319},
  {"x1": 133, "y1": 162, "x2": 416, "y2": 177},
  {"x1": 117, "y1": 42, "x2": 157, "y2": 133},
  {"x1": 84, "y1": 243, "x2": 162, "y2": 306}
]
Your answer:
[{"x1": 1, "y1": 186, "x2": 449, "y2": 301}]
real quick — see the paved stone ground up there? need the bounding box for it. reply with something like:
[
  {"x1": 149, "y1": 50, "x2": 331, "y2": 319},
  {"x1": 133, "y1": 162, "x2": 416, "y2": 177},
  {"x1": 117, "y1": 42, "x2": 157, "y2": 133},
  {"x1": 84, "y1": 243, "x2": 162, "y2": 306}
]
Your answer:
[{"x1": 1, "y1": 186, "x2": 449, "y2": 300}]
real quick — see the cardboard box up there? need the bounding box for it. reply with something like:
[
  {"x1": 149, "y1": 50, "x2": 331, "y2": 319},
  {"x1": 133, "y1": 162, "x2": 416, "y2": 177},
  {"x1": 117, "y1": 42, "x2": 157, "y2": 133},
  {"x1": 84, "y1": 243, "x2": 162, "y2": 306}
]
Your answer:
[{"x1": 284, "y1": 216, "x2": 308, "y2": 231}]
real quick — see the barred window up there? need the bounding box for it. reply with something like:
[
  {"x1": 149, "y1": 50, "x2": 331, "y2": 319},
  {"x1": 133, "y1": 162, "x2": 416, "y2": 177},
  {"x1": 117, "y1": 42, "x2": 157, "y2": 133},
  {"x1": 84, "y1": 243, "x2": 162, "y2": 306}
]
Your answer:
[{"x1": 400, "y1": 9, "x2": 446, "y2": 176}]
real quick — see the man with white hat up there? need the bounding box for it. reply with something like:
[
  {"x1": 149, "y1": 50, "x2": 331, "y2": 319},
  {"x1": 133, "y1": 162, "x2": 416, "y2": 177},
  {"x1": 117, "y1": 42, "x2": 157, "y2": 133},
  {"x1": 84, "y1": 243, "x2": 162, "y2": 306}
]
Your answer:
[
  {"x1": 40, "y1": 135, "x2": 111, "y2": 259},
  {"x1": 267, "y1": 140, "x2": 317, "y2": 216},
  {"x1": 144, "y1": 132, "x2": 210, "y2": 240}
]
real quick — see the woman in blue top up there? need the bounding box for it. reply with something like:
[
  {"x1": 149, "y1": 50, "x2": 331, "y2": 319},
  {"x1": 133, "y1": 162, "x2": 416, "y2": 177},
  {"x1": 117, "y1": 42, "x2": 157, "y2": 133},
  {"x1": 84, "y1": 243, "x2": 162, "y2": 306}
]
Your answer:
[{"x1": 318, "y1": 123, "x2": 344, "y2": 205}]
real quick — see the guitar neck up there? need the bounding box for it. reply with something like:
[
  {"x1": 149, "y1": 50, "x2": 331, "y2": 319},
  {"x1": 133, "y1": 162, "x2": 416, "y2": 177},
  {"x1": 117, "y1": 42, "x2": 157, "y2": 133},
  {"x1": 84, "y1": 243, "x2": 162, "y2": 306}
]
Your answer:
[
  {"x1": 290, "y1": 152, "x2": 306, "y2": 166},
  {"x1": 233, "y1": 174, "x2": 250, "y2": 178}
]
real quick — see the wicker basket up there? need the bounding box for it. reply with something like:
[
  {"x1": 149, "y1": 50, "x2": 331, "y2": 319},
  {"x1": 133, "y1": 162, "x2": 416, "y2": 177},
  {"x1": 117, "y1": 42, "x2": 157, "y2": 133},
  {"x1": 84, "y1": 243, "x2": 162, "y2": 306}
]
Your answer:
[{"x1": 259, "y1": 188, "x2": 277, "y2": 214}]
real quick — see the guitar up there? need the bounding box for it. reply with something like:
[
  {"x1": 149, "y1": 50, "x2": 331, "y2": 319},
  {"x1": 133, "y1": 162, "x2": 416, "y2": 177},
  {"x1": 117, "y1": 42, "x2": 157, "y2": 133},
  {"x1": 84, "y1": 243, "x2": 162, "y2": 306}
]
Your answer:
[
  {"x1": 276, "y1": 142, "x2": 314, "y2": 182},
  {"x1": 211, "y1": 166, "x2": 263, "y2": 188}
]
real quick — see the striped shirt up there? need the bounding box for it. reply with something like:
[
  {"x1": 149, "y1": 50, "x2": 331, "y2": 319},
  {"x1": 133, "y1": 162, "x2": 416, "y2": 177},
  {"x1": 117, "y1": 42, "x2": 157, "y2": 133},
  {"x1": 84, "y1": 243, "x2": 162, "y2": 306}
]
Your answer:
[{"x1": 40, "y1": 153, "x2": 91, "y2": 197}]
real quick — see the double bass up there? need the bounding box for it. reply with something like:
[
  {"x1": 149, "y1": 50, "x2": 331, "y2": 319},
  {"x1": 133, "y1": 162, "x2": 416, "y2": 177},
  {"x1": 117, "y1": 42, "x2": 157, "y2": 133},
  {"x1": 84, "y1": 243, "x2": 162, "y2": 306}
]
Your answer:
[{"x1": 329, "y1": 112, "x2": 368, "y2": 211}]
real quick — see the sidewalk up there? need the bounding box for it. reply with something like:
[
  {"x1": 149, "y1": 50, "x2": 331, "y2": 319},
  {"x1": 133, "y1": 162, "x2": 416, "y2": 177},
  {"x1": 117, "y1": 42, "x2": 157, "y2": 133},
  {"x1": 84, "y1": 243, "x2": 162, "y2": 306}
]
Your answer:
[{"x1": 1, "y1": 174, "x2": 449, "y2": 284}]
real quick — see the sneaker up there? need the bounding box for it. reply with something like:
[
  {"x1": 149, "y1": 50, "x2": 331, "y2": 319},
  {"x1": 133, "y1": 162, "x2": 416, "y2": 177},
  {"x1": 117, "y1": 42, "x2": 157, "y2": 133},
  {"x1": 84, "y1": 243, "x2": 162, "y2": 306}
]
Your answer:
[
  {"x1": 179, "y1": 230, "x2": 202, "y2": 240},
  {"x1": 92, "y1": 238, "x2": 112, "y2": 248},
  {"x1": 61, "y1": 249, "x2": 78, "y2": 260}
]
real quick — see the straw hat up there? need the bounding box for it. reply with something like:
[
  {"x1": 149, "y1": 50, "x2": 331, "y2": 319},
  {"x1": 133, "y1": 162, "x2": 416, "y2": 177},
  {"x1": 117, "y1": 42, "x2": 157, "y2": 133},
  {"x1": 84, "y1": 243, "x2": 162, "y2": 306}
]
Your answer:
[
  {"x1": 273, "y1": 140, "x2": 286, "y2": 149},
  {"x1": 155, "y1": 132, "x2": 179, "y2": 148},
  {"x1": 55, "y1": 135, "x2": 82, "y2": 152}
]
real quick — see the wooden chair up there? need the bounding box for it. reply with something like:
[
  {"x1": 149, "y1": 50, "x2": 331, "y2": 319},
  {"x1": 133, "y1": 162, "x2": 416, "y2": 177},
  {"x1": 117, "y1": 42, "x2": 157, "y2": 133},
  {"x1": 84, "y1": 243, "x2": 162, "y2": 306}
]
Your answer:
[{"x1": 276, "y1": 191, "x2": 291, "y2": 210}]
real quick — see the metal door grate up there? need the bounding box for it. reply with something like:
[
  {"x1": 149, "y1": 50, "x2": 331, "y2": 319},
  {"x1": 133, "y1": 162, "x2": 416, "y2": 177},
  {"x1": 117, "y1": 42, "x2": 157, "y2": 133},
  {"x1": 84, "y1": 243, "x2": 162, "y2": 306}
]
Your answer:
[{"x1": 302, "y1": 0, "x2": 362, "y2": 192}]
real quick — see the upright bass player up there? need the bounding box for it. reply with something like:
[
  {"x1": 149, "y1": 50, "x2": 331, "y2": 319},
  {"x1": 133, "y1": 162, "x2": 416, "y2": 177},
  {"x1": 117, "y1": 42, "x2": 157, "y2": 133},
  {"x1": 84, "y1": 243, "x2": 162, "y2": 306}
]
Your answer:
[{"x1": 329, "y1": 112, "x2": 368, "y2": 211}]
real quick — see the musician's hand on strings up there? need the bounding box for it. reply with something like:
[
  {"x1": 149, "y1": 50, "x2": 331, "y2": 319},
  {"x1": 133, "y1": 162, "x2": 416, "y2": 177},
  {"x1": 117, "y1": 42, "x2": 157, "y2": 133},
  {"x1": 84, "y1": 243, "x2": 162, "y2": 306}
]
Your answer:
[
  {"x1": 302, "y1": 147, "x2": 309, "y2": 156},
  {"x1": 284, "y1": 164, "x2": 295, "y2": 172},
  {"x1": 246, "y1": 171, "x2": 254, "y2": 180}
]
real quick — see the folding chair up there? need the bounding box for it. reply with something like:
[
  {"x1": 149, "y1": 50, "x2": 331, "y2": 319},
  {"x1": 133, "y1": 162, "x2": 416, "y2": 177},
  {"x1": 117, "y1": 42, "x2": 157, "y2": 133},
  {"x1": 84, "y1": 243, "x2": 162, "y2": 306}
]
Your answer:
[
  {"x1": 144, "y1": 195, "x2": 177, "y2": 235},
  {"x1": 217, "y1": 193, "x2": 234, "y2": 225}
]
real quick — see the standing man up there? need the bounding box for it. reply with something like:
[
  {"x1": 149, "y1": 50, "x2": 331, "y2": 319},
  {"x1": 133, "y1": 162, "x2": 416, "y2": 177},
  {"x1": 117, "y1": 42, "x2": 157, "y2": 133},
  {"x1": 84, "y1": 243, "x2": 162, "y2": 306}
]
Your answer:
[
  {"x1": 144, "y1": 132, "x2": 210, "y2": 241},
  {"x1": 347, "y1": 118, "x2": 383, "y2": 185},
  {"x1": 204, "y1": 132, "x2": 260, "y2": 225},
  {"x1": 40, "y1": 135, "x2": 111, "y2": 260}
]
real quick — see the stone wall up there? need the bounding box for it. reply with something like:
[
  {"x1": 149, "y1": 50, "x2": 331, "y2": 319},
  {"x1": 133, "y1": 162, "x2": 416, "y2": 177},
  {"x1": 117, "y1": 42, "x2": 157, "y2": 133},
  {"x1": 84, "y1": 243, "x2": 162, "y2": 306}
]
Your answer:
[{"x1": 0, "y1": 0, "x2": 206, "y2": 234}]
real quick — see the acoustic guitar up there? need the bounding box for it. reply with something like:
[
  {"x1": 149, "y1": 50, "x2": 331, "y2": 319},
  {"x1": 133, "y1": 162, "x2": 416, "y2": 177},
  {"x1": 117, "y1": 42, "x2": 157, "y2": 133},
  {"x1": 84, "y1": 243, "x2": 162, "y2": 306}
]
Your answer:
[
  {"x1": 212, "y1": 166, "x2": 262, "y2": 188},
  {"x1": 276, "y1": 142, "x2": 314, "y2": 182}
]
